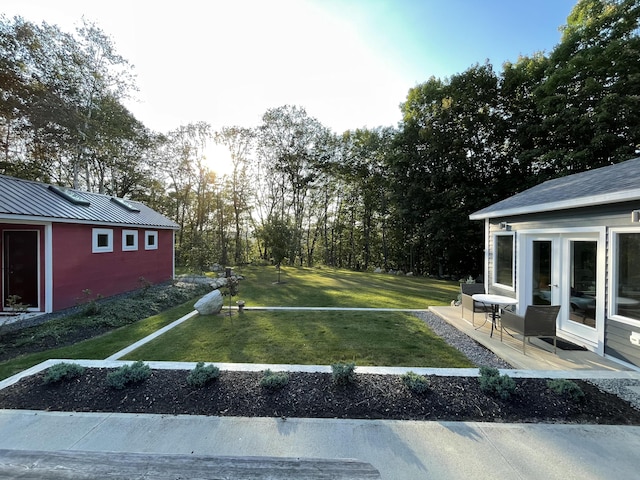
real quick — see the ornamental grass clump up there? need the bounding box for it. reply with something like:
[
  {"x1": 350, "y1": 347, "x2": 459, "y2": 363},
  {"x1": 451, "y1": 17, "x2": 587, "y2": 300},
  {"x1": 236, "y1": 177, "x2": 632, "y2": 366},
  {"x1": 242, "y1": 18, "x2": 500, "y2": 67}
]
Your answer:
[
  {"x1": 106, "y1": 361, "x2": 151, "y2": 390},
  {"x1": 260, "y1": 369, "x2": 289, "y2": 390},
  {"x1": 43, "y1": 362, "x2": 85, "y2": 384},
  {"x1": 547, "y1": 378, "x2": 585, "y2": 403},
  {"x1": 187, "y1": 362, "x2": 220, "y2": 388},
  {"x1": 478, "y1": 366, "x2": 516, "y2": 400},
  {"x1": 331, "y1": 362, "x2": 356, "y2": 386},
  {"x1": 401, "y1": 371, "x2": 430, "y2": 394}
]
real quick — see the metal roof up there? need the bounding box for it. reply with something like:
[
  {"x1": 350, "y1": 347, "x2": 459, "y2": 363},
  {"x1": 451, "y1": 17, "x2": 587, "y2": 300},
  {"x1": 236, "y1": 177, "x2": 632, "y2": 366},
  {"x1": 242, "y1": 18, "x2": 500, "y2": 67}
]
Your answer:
[
  {"x1": 470, "y1": 157, "x2": 640, "y2": 220},
  {"x1": 0, "y1": 174, "x2": 179, "y2": 229}
]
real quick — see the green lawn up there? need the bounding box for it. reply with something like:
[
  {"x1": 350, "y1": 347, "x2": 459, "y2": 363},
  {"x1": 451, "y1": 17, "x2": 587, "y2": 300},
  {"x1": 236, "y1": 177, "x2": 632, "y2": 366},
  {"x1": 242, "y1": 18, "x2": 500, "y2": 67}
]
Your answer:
[
  {"x1": 0, "y1": 267, "x2": 468, "y2": 378},
  {"x1": 230, "y1": 266, "x2": 459, "y2": 308},
  {"x1": 122, "y1": 309, "x2": 473, "y2": 367}
]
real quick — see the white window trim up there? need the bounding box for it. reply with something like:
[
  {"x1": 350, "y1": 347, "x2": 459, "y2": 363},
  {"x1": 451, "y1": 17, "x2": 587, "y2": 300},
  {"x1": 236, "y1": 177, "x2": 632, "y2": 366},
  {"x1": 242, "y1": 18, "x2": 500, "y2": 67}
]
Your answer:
[
  {"x1": 493, "y1": 232, "x2": 515, "y2": 291},
  {"x1": 122, "y1": 229, "x2": 138, "y2": 251},
  {"x1": 145, "y1": 230, "x2": 158, "y2": 250},
  {"x1": 92, "y1": 228, "x2": 113, "y2": 253},
  {"x1": 608, "y1": 227, "x2": 640, "y2": 327}
]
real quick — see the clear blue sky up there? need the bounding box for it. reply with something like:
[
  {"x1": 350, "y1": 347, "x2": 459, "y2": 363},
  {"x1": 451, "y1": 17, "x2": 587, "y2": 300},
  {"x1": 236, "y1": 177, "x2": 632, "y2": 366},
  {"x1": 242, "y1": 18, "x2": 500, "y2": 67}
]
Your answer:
[{"x1": 5, "y1": 0, "x2": 577, "y2": 171}]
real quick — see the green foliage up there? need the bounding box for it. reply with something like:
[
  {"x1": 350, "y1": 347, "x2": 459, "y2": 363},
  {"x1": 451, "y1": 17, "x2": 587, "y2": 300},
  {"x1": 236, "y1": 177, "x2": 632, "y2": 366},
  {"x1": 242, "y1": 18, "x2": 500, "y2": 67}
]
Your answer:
[
  {"x1": 260, "y1": 369, "x2": 290, "y2": 390},
  {"x1": 42, "y1": 362, "x2": 85, "y2": 384},
  {"x1": 547, "y1": 379, "x2": 585, "y2": 403},
  {"x1": 331, "y1": 362, "x2": 356, "y2": 386},
  {"x1": 478, "y1": 366, "x2": 516, "y2": 400},
  {"x1": 401, "y1": 371, "x2": 430, "y2": 394},
  {"x1": 186, "y1": 362, "x2": 220, "y2": 387},
  {"x1": 106, "y1": 361, "x2": 151, "y2": 390}
]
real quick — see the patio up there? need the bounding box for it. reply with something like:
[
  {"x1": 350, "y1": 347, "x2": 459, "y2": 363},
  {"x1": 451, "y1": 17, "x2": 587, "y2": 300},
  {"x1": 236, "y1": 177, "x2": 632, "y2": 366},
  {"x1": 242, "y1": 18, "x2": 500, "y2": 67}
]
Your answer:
[{"x1": 430, "y1": 306, "x2": 634, "y2": 373}]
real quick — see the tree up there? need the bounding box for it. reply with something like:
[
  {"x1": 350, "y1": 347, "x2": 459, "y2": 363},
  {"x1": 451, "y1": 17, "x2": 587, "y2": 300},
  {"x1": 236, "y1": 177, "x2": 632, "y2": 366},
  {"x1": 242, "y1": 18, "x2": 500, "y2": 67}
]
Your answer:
[
  {"x1": 215, "y1": 126, "x2": 254, "y2": 265},
  {"x1": 536, "y1": 0, "x2": 640, "y2": 173}
]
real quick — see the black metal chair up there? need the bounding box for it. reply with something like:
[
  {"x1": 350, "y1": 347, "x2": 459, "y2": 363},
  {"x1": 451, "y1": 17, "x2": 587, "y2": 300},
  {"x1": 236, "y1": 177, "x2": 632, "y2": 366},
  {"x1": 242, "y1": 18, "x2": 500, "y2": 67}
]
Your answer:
[{"x1": 460, "y1": 283, "x2": 488, "y2": 326}]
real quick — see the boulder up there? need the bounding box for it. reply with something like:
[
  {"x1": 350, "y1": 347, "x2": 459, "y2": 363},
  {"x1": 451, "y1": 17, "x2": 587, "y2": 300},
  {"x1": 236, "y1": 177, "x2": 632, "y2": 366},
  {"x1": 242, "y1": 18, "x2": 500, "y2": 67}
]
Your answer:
[
  {"x1": 374, "y1": 267, "x2": 384, "y2": 273},
  {"x1": 194, "y1": 289, "x2": 224, "y2": 315},
  {"x1": 210, "y1": 277, "x2": 228, "y2": 289}
]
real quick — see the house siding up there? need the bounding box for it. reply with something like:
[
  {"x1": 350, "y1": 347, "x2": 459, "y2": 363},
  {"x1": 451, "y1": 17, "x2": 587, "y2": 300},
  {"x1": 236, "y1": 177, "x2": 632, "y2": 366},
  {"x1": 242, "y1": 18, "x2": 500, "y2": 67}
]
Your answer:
[
  {"x1": 605, "y1": 320, "x2": 640, "y2": 367},
  {"x1": 486, "y1": 201, "x2": 640, "y2": 368},
  {"x1": 51, "y1": 223, "x2": 174, "y2": 311}
]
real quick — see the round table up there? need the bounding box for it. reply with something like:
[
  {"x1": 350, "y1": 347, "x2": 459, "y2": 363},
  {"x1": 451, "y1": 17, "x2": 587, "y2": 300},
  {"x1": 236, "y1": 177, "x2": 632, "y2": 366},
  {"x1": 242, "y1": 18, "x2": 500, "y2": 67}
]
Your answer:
[{"x1": 472, "y1": 294, "x2": 518, "y2": 337}]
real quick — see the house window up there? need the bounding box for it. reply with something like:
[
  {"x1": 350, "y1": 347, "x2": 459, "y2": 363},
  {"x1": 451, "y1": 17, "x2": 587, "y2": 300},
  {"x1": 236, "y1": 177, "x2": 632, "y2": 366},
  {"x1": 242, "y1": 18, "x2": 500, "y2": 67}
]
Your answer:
[
  {"x1": 122, "y1": 229, "x2": 138, "y2": 251},
  {"x1": 145, "y1": 230, "x2": 158, "y2": 250},
  {"x1": 92, "y1": 228, "x2": 113, "y2": 253},
  {"x1": 495, "y1": 234, "x2": 514, "y2": 288},
  {"x1": 614, "y1": 232, "x2": 640, "y2": 321}
]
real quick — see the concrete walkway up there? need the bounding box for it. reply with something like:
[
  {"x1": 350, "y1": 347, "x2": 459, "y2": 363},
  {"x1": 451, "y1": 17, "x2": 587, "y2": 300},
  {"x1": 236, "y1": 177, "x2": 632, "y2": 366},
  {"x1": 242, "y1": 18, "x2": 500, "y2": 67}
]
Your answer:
[
  {"x1": 0, "y1": 410, "x2": 639, "y2": 479},
  {"x1": 1, "y1": 306, "x2": 640, "y2": 479}
]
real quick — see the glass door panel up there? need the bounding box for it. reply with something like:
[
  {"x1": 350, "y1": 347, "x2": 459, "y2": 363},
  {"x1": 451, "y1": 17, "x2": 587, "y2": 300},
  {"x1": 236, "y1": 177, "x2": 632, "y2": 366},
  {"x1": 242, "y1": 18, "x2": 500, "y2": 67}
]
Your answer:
[
  {"x1": 568, "y1": 240, "x2": 597, "y2": 329},
  {"x1": 532, "y1": 240, "x2": 552, "y2": 305}
]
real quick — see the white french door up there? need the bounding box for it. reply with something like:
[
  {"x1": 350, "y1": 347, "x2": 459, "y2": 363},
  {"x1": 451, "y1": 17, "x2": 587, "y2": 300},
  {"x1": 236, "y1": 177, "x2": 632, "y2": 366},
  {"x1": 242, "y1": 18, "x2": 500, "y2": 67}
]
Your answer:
[{"x1": 521, "y1": 230, "x2": 604, "y2": 347}]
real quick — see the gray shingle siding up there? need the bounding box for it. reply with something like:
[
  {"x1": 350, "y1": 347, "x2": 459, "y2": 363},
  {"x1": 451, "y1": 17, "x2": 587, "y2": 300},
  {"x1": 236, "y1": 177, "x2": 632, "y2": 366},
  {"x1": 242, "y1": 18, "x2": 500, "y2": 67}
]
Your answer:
[{"x1": 0, "y1": 175, "x2": 178, "y2": 229}]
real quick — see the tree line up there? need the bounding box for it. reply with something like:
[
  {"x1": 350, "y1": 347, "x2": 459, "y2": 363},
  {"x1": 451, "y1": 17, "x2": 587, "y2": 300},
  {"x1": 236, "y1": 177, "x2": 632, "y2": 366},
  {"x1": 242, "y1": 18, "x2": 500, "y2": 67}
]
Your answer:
[{"x1": 2, "y1": 0, "x2": 639, "y2": 278}]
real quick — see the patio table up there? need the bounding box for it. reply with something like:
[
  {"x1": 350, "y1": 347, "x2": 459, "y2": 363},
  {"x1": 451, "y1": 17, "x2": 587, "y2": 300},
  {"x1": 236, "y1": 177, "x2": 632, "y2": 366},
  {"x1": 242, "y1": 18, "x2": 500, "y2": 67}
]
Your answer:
[{"x1": 472, "y1": 294, "x2": 518, "y2": 337}]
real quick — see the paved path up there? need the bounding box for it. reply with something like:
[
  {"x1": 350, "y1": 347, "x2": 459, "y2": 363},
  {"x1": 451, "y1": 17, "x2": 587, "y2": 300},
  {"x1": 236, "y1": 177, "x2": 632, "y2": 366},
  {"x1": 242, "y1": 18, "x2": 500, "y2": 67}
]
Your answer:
[
  {"x1": 0, "y1": 410, "x2": 639, "y2": 480},
  {"x1": 2, "y1": 307, "x2": 640, "y2": 479}
]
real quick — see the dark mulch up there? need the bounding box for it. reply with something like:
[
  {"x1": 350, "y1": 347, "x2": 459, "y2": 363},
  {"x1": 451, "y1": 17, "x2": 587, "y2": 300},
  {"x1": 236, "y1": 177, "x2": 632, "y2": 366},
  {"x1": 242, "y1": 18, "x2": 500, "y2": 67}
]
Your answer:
[{"x1": 1, "y1": 368, "x2": 639, "y2": 424}]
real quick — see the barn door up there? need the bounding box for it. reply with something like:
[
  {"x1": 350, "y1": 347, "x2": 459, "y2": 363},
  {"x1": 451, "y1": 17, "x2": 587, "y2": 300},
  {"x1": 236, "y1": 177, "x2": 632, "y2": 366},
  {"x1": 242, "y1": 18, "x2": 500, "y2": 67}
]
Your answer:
[{"x1": 3, "y1": 230, "x2": 39, "y2": 310}]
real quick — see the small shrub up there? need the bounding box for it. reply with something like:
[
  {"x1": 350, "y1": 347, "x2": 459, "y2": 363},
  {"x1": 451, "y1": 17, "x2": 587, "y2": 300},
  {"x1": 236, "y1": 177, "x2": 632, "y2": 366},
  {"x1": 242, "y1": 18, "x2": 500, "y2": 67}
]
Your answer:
[
  {"x1": 187, "y1": 362, "x2": 220, "y2": 387},
  {"x1": 478, "y1": 366, "x2": 516, "y2": 400},
  {"x1": 401, "y1": 371, "x2": 430, "y2": 394},
  {"x1": 43, "y1": 362, "x2": 85, "y2": 384},
  {"x1": 331, "y1": 362, "x2": 356, "y2": 386},
  {"x1": 260, "y1": 369, "x2": 289, "y2": 390},
  {"x1": 547, "y1": 379, "x2": 585, "y2": 403},
  {"x1": 106, "y1": 361, "x2": 151, "y2": 390}
]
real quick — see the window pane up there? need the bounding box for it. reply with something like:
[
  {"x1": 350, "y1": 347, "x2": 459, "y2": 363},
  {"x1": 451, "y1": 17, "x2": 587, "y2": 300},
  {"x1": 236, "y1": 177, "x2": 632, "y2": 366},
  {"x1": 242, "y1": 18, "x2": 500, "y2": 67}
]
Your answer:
[
  {"x1": 126, "y1": 234, "x2": 135, "y2": 247},
  {"x1": 147, "y1": 235, "x2": 155, "y2": 246},
  {"x1": 97, "y1": 234, "x2": 109, "y2": 248},
  {"x1": 496, "y1": 235, "x2": 513, "y2": 287},
  {"x1": 616, "y1": 233, "x2": 640, "y2": 320}
]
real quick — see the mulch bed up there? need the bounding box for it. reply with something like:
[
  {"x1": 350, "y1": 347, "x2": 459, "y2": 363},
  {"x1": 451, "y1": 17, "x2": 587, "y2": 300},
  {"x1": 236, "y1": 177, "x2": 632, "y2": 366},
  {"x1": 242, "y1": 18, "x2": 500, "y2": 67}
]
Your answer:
[{"x1": 1, "y1": 369, "x2": 639, "y2": 425}]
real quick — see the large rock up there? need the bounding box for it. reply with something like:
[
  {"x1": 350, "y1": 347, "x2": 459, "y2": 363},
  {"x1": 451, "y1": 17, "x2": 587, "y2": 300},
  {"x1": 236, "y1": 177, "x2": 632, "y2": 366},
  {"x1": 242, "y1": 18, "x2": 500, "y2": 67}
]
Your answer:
[{"x1": 194, "y1": 289, "x2": 224, "y2": 315}]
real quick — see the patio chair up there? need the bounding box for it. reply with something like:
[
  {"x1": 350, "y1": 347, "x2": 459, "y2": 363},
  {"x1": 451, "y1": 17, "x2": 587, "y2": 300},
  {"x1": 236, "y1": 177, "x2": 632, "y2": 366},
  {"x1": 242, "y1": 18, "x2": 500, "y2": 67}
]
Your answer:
[
  {"x1": 460, "y1": 283, "x2": 488, "y2": 326},
  {"x1": 500, "y1": 305, "x2": 561, "y2": 354}
]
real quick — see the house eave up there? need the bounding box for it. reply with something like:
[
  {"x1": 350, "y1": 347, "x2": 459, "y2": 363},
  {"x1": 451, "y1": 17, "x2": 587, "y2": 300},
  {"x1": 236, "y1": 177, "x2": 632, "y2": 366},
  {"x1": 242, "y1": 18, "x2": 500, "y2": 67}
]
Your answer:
[{"x1": 470, "y1": 189, "x2": 640, "y2": 220}]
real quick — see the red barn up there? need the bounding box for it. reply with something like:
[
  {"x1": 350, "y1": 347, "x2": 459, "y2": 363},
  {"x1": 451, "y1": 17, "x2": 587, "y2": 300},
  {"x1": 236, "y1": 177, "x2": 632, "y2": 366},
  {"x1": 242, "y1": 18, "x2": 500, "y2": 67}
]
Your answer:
[{"x1": 0, "y1": 174, "x2": 179, "y2": 313}]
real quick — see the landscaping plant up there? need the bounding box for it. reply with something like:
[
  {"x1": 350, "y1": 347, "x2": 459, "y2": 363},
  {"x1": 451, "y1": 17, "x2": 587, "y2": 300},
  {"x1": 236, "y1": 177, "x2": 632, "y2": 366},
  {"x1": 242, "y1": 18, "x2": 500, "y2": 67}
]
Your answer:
[
  {"x1": 260, "y1": 369, "x2": 290, "y2": 390},
  {"x1": 401, "y1": 371, "x2": 430, "y2": 394},
  {"x1": 42, "y1": 362, "x2": 85, "y2": 384},
  {"x1": 547, "y1": 378, "x2": 585, "y2": 403},
  {"x1": 186, "y1": 362, "x2": 220, "y2": 387},
  {"x1": 331, "y1": 362, "x2": 356, "y2": 386},
  {"x1": 478, "y1": 366, "x2": 516, "y2": 400},
  {"x1": 106, "y1": 361, "x2": 151, "y2": 390}
]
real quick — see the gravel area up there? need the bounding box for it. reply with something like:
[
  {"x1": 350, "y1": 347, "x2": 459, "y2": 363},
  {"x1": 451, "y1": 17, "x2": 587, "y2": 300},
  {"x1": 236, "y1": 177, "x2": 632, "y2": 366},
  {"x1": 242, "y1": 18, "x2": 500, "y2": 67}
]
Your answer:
[
  {"x1": 415, "y1": 311, "x2": 513, "y2": 369},
  {"x1": 415, "y1": 310, "x2": 640, "y2": 411}
]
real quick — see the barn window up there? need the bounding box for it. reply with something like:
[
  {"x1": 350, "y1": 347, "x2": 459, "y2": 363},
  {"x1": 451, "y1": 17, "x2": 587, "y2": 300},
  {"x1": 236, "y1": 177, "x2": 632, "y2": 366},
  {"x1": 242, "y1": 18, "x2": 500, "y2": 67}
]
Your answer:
[
  {"x1": 122, "y1": 229, "x2": 138, "y2": 251},
  {"x1": 145, "y1": 230, "x2": 158, "y2": 250},
  {"x1": 92, "y1": 228, "x2": 113, "y2": 253}
]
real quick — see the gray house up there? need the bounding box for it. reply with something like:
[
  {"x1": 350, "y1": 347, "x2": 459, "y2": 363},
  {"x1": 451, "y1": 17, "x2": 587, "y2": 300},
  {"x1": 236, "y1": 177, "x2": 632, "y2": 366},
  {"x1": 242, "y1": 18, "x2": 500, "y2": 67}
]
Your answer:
[{"x1": 470, "y1": 157, "x2": 640, "y2": 370}]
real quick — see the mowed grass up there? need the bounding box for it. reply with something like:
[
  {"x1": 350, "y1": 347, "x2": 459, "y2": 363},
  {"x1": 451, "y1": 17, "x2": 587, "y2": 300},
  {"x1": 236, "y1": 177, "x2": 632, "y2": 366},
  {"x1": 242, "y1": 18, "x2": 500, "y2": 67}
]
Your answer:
[
  {"x1": 123, "y1": 310, "x2": 473, "y2": 367},
  {"x1": 0, "y1": 299, "x2": 199, "y2": 380},
  {"x1": 0, "y1": 267, "x2": 469, "y2": 377},
  {"x1": 123, "y1": 267, "x2": 470, "y2": 367},
  {"x1": 226, "y1": 266, "x2": 459, "y2": 308}
]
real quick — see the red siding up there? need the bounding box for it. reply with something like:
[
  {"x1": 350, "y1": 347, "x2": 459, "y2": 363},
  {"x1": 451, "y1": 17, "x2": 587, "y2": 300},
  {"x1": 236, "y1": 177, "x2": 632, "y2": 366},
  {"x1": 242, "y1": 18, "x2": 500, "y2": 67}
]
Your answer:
[{"x1": 52, "y1": 224, "x2": 174, "y2": 311}]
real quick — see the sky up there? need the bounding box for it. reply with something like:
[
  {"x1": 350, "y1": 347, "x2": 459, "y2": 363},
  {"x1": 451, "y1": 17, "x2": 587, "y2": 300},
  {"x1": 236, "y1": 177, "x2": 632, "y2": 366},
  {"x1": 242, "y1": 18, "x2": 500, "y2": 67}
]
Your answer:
[{"x1": 4, "y1": 0, "x2": 578, "y2": 173}]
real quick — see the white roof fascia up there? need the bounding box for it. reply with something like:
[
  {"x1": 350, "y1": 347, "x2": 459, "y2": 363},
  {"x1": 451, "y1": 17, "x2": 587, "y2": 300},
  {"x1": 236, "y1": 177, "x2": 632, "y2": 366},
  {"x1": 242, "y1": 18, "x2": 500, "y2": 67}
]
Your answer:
[{"x1": 470, "y1": 189, "x2": 640, "y2": 220}]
